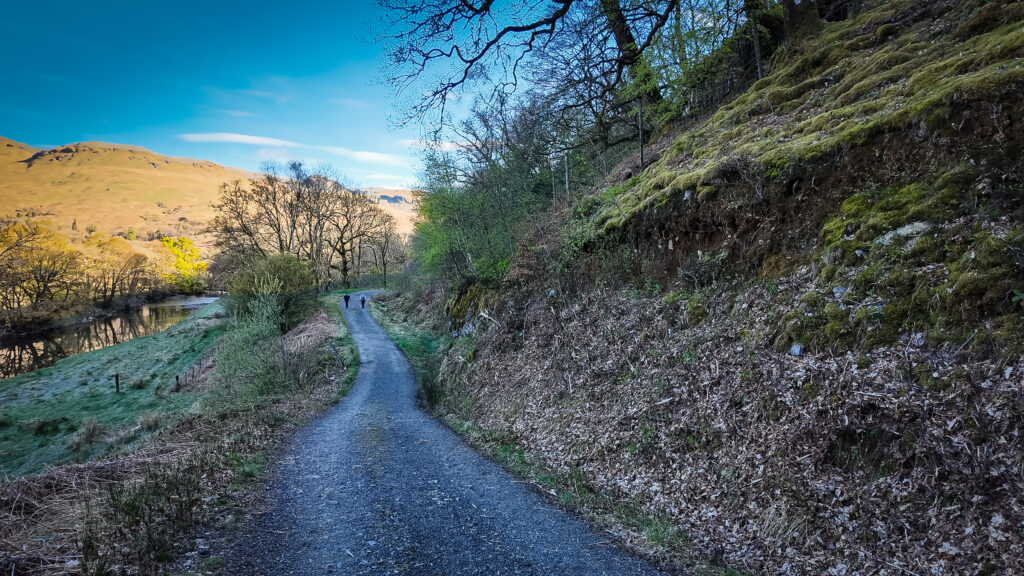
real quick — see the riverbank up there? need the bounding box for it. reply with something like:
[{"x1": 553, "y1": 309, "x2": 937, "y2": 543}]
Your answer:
[
  {"x1": 0, "y1": 295, "x2": 222, "y2": 380},
  {"x1": 0, "y1": 301, "x2": 225, "y2": 477},
  {"x1": 1, "y1": 292, "x2": 359, "y2": 575},
  {"x1": 1, "y1": 291, "x2": 216, "y2": 339}
]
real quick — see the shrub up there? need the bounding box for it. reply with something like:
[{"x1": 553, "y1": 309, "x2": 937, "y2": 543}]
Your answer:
[
  {"x1": 228, "y1": 253, "x2": 317, "y2": 330},
  {"x1": 69, "y1": 418, "x2": 106, "y2": 452},
  {"x1": 138, "y1": 412, "x2": 162, "y2": 431},
  {"x1": 203, "y1": 294, "x2": 282, "y2": 416},
  {"x1": 105, "y1": 455, "x2": 210, "y2": 571}
]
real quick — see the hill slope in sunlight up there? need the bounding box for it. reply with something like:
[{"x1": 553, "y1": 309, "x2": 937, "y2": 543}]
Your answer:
[
  {"x1": 0, "y1": 136, "x2": 253, "y2": 245},
  {"x1": 0, "y1": 136, "x2": 417, "y2": 245}
]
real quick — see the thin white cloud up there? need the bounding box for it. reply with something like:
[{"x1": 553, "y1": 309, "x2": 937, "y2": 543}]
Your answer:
[
  {"x1": 225, "y1": 110, "x2": 257, "y2": 117},
  {"x1": 180, "y1": 133, "x2": 407, "y2": 168},
  {"x1": 240, "y1": 89, "x2": 290, "y2": 104},
  {"x1": 320, "y1": 146, "x2": 405, "y2": 167},
  {"x1": 257, "y1": 148, "x2": 326, "y2": 165},
  {"x1": 181, "y1": 132, "x2": 302, "y2": 147},
  {"x1": 328, "y1": 98, "x2": 374, "y2": 110}
]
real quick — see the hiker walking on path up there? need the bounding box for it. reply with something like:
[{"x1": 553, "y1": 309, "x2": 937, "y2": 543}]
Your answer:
[
  {"x1": 344, "y1": 294, "x2": 350, "y2": 308},
  {"x1": 360, "y1": 294, "x2": 366, "y2": 309}
]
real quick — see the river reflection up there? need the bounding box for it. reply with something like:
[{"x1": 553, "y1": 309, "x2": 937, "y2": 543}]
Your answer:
[{"x1": 0, "y1": 297, "x2": 215, "y2": 379}]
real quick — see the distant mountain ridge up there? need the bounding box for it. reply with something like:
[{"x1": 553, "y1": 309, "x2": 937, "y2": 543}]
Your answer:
[{"x1": 0, "y1": 136, "x2": 416, "y2": 246}]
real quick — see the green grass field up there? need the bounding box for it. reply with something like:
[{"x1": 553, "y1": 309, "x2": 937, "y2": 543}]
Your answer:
[{"x1": 0, "y1": 303, "x2": 225, "y2": 477}]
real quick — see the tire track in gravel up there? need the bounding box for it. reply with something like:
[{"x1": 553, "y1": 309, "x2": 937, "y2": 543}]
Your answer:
[{"x1": 224, "y1": 291, "x2": 664, "y2": 575}]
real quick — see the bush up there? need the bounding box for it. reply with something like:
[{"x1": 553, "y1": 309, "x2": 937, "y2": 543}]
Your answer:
[
  {"x1": 202, "y1": 292, "x2": 309, "y2": 416},
  {"x1": 138, "y1": 412, "x2": 162, "y2": 431},
  {"x1": 69, "y1": 418, "x2": 106, "y2": 452},
  {"x1": 228, "y1": 253, "x2": 317, "y2": 330},
  {"x1": 104, "y1": 455, "x2": 210, "y2": 571}
]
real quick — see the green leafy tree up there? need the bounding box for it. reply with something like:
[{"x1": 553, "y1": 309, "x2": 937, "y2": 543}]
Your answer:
[{"x1": 160, "y1": 236, "x2": 208, "y2": 293}]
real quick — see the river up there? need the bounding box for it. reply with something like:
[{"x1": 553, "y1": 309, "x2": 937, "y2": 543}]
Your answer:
[{"x1": 0, "y1": 296, "x2": 219, "y2": 380}]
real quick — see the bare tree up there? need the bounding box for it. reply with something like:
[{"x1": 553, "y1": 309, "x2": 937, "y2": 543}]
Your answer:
[
  {"x1": 0, "y1": 219, "x2": 45, "y2": 260},
  {"x1": 379, "y1": 0, "x2": 680, "y2": 131},
  {"x1": 212, "y1": 161, "x2": 392, "y2": 289},
  {"x1": 365, "y1": 214, "x2": 409, "y2": 288},
  {"x1": 329, "y1": 190, "x2": 387, "y2": 287},
  {"x1": 211, "y1": 165, "x2": 304, "y2": 258}
]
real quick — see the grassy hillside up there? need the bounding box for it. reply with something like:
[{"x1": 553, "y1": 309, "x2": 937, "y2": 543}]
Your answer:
[
  {"x1": 368, "y1": 186, "x2": 418, "y2": 235},
  {"x1": 0, "y1": 302, "x2": 225, "y2": 477},
  {"x1": 0, "y1": 136, "x2": 418, "y2": 245},
  {"x1": 0, "y1": 137, "x2": 253, "y2": 246}
]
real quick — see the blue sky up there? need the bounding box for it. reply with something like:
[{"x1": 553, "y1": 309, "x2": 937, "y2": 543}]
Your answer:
[{"x1": 0, "y1": 1, "x2": 426, "y2": 188}]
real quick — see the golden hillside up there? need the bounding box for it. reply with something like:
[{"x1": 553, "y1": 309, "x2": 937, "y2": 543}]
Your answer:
[
  {"x1": 0, "y1": 136, "x2": 417, "y2": 246},
  {"x1": 367, "y1": 187, "x2": 418, "y2": 235}
]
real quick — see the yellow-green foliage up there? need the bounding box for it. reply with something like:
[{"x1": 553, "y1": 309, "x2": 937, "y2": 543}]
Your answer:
[{"x1": 589, "y1": 0, "x2": 1024, "y2": 234}]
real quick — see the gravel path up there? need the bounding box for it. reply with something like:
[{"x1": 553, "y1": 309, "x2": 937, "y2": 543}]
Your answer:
[{"x1": 224, "y1": 292, "x2": 663, "y2": 575}]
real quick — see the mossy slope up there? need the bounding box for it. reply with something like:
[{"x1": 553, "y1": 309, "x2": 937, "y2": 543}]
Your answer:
[
  {"x1": 575, "y1": 0, "x2": 1024, "y2": 358},
  {"x1": 585, "y1": 0, "x2": 1023, "y2": 232}
]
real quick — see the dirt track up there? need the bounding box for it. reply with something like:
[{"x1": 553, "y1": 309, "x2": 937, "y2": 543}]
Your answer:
[{"x1": 223, "y1": 292, "x2": 662, "y2": 575}]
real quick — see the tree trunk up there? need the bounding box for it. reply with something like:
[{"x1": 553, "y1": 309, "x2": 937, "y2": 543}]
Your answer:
[
  {"x1": 783, "y1": 0, "x2": 822, "y2": 40},
  {"x1": 600, "y1": 0, "x2": 663, "y2": 105},
  {"x1": 745, "y1": 0, "x2": 764, "y2": 80}
]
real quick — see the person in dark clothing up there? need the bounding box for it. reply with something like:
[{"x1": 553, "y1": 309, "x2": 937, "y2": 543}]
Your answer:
[
  {"x1": 360, "y1": 295, "x2": 366, "y2": 309},
  {"x1": 344, "y1": 294, "x2": 350, "y2": 308}
]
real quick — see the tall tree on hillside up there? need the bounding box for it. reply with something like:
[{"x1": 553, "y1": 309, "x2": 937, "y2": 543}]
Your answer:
[
  {"x1": 782, "y1": 0, "x2": 820, "y2": 40},
  {"x1": 380, "y1": 0, "x2": 680, "y2": 130},
  {"x1": 366, "y1": 214, "x2": 408, "y2": 288},
  {"x1": 745, "y1": 0, "x2": 765, "y2": 79}
]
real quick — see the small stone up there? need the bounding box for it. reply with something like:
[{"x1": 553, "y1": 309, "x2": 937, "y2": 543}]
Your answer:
[
  {"x1": 548, "y1": 289, "x2": 557, "y2": 297},
  {"x1": 789, "y1": 343, "x2": 804, "y2": 356},
  {"x1": 910, "y1": 333, "x2": 925, "y2": 347},
  {"x1": 1005, "y1": 367, "x2": 1014, "y2": 380},
  {"x1": 855, "y1": 249, "x2": 866, "y2": 258},
  {"x1": 833, "y1": 286, "x2": 847, "y2": 299},
  {"x1": 896, "y1": 221, "x2": 931, "y2": 238},
  {"x1": 876, "y1": 221, "x2": 931, "y2": 246}
]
